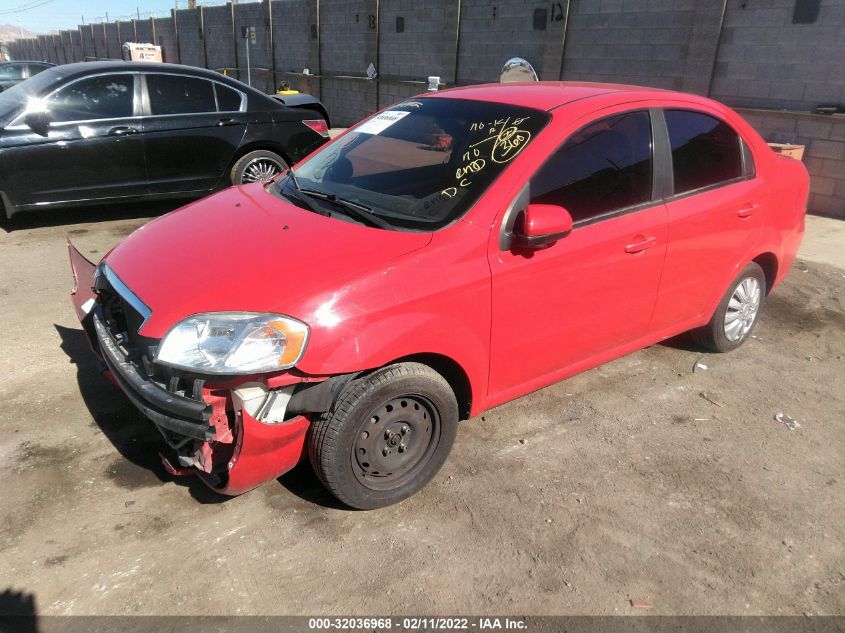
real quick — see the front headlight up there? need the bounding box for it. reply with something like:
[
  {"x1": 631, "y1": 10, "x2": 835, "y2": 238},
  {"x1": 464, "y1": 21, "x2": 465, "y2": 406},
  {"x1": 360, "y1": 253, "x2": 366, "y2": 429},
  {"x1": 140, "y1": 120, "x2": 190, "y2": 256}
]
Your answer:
[{"x1": 155, "y1": 312, "x2": 309, "y2": 374}]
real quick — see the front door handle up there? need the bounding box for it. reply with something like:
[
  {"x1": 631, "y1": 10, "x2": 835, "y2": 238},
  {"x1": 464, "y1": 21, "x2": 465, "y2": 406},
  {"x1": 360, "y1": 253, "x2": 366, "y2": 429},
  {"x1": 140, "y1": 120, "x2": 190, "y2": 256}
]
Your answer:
[
  {"x1": 217, "y1": 118, "x2": 238, "y2": 126},
  {"x1": 737, "y1": 203, "x2": 758, "y2": 218},
  {"x1": 625, "y1": 236, "x2": 657, "y2": 254},
  {"x1": 108, "y1": 126, "x2": 138, "y2": 136}
]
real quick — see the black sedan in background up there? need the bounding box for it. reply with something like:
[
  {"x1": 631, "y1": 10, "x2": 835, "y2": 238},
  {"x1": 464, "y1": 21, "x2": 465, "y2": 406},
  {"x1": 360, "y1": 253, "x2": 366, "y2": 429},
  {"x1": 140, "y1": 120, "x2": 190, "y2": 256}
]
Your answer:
[
  {"x1": 0, "y1": 62, "x2": 330, "y2": 219},
  {"x1": 0, "y1": 60, "x2": 55, "y2": 93}
]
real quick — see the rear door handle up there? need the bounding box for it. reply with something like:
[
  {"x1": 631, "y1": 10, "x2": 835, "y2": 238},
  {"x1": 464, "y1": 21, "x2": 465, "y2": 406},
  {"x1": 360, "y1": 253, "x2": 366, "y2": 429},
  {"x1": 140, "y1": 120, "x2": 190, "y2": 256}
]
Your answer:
[
  {"x1": 217, "y1": 118, "x2": 238, "y2": 126},
  {"x1": 625, "y1": 236, "x2": 657, "y2": 254},
  {"x1": 108, "y1": 126, "x2": 138, "y2": 136},
  {"x1": 738, "y1": 203, "x2": 758, "y2": 218}
]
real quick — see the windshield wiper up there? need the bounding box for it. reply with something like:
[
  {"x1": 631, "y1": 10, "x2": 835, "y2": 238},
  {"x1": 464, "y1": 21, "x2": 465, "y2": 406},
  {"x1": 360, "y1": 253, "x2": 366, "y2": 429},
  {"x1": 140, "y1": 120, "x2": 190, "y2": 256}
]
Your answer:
[
  {"x1": 297, "y1": 186, "x2": 392, "y2": 229},
  {"x1": 281, "y1": 170, "x2": 330, "y2": 216}
]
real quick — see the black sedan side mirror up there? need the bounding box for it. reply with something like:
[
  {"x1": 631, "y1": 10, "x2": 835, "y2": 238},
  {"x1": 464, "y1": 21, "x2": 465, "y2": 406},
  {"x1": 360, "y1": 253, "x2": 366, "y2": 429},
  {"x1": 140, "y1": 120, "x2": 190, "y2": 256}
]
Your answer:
[
  {"x1": 513, "y1": 203, "x2": 574, "y2": 249},
  {"x1": 24, "y1": 110, "x2": 51, "y2": 136}
]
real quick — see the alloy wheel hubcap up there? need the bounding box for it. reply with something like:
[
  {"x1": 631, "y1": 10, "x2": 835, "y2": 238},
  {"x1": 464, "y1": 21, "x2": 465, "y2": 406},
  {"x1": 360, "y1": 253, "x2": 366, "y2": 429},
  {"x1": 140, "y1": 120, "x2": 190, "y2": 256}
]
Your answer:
[
  {"x1": 352, "y1": 396, "x2": 440, "y2": 490},
  {"x1": 242, "y1": 158, "x2": 283, "y2": 183},
  {"x1": 724, "y1": 276, "x2": 761, "y2": 341}
]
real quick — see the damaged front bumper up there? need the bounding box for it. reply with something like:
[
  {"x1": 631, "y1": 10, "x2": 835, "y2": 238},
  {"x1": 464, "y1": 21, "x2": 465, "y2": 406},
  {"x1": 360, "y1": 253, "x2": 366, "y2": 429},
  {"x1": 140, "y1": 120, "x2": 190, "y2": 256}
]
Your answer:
[{"x1": 68, "y1": 241, "x2": 316, "y2": 495}]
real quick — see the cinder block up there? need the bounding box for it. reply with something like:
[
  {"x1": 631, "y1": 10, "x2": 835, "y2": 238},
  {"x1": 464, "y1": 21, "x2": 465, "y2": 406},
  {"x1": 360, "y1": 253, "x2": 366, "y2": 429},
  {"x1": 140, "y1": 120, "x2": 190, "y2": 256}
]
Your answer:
[
  {"x1": 819, "y1": 158, "x2": 845, "y2": 179},
  {"x1": 797, "y1": 119, "x2": 834, "y2": 140},
  {"x1": 809, "y1": 139, "x2": 845, "y2": 161},
  {"x1": 810, "y1": 176, "x2": 837, "y2": 196},
  {"x1": 808, "y1": 193, "x2": 844, "y2": 217}
]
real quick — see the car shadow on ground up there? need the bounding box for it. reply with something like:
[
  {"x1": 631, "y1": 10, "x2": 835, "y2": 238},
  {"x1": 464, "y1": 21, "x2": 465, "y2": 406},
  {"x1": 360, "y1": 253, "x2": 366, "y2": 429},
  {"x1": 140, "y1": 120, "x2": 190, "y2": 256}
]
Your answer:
[
  {"x1": 55, "y1": 324, "x2": 344, "y2": 509},
  {"x1": 277, "y1": 463, "x2": 350, "y2": 510},
  {"x1": 1, "y1": 199, "x2": 187, "y2": 233},
  {"x1": 658, "y1": 331, "x2": 704, "y2": 353},
  {"x1": 0, "y1": 587, "x2": 40, "y2": 632},
  {"x1": 55, "y1": 323, "x2": 230, "y2": 505}
]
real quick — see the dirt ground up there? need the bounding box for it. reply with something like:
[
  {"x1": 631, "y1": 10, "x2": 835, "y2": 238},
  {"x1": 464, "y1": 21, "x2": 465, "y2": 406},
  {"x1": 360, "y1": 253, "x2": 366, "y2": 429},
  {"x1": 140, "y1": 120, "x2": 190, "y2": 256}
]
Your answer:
[{"x1": 0, "y1": 204, "x2": 843, "y2": 617}]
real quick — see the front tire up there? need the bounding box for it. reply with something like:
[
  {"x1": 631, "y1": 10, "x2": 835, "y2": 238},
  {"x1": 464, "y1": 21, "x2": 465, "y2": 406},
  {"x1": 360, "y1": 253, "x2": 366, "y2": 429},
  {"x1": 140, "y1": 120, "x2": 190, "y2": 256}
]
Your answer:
[
  {"x1": 308, "y1": 363, "x2": 459, "y2": 510},
  {"x1": 692, "y1": 261, "x2": 766, "y2": 353},
  {"x1": 230, "y1": 150, "x2": 288, "y2": 185}
]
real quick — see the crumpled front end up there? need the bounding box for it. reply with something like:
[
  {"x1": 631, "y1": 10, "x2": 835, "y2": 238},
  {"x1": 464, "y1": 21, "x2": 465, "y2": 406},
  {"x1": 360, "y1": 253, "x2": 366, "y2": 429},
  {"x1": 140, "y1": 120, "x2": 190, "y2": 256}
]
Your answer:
[{"x1": 68, "y1": 241, "x2": 315, "y2": 495}]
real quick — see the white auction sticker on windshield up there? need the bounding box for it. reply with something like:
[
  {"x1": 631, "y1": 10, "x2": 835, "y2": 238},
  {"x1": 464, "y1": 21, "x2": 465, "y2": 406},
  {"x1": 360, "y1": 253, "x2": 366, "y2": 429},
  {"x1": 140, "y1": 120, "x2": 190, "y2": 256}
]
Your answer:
[{"x1": 355, "y1": 110, "x2": 411, "y2": 135}]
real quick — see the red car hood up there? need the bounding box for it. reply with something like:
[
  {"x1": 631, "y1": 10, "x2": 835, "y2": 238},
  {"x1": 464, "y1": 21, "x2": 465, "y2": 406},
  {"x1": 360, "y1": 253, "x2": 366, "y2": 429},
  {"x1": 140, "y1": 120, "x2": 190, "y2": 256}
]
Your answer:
[{"x1": 104, "y1": 184, "x2": 432, "y2": 338}]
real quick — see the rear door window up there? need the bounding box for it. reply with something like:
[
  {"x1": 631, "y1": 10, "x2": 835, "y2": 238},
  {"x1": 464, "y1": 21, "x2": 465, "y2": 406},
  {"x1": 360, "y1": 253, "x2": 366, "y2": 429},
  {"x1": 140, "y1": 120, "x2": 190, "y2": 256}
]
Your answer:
[
  {"x1": 664, "y1": 110, "x2": 743, "y2": 195},
  {"x1": 48, "y1": 74, "x2": 134, "y2": 122},
  {"x1": 147, "y1": 74, "x2": 216, "y2": 115},
  {"x1": 530, "y1": 110, "x2": 654, "y2": 223},
  {"x1": 26, "y1": 64, "x2": 51, "y2": 78}
]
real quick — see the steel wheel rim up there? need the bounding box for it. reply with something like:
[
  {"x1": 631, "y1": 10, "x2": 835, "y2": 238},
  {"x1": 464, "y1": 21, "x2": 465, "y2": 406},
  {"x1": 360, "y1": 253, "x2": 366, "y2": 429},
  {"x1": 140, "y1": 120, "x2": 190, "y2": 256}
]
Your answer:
[
  {"x1": 724, "y1": 276, "x2": 761, "y2": 341},
  {"x1": 241, "y1": 157, "x2": 284, "y2": 183},
  {"x1": 352, "y1": 395, "x2": 441, "y2": 491}
]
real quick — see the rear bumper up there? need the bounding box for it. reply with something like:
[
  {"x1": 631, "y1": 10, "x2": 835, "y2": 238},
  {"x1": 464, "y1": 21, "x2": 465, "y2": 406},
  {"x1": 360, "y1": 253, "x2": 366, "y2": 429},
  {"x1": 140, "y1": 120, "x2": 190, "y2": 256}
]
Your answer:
[{"x1": 68, "y1": 241, "x2": 310, "y2": 495}]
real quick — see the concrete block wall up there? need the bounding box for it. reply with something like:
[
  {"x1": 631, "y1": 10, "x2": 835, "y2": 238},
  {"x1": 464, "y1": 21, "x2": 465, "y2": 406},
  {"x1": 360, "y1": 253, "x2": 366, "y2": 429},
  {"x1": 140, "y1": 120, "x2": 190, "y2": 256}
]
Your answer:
[
  {"x1": 377, "y1": 80, "x2": 423, "y2": 110},
  {"x1": 92, "y1": 24, "x2": 107, "y2": 60},
  {"x1": 272, "y1": 0, "x2": 313, "y2": 74},
  {"x1": 561, "y1": 0, "x2": 723, "y2": 93},
  {"x1": 175, "y1": 9, "x2": 205, "y2": 69},
  {"x1": 134, "y1": 20, "x2": 153, "y2": 49},
  {"x1": 153, "y1": 17, "x2": 178, "y2": 65},
  {"x1": 738, "y1": 108, "x2": 845, "y2": 219},
  {"x1": 319, "y1": 0, "x2": 378, "y2": 126},
  {"x1": 58, "y1": 32, "x2": 71, "y2": 63},
  {"x1": 115, "y1": 22, "x2": 134, "y2": 51},
  {"x1": 378, "y1": 0, "x2": 456, "y2": 82},
  {"x1": 6, "y1": 0, "x2": 845, "y2": 217},
  {"x1": 457, "y1": 0, "x2": 548, "y2": 85},
  {"x1": 115, "y1": 22, "x2": 132, "y2": 57},
  {"x1": 105, "y1": 23, "x2": 120, "y2": 59},
  {"x1": 233, "y1": 2, "x2": 274, "y2": 91},
  {"x1": 37, "y1": 36, "x2": 51, "y2": 63},
  {"x1": 58, "y1": 32, "x2": 72, "y2": 64},
  {"x1": 203, "y1": 5, "x2": 236, "y2": 75},
  {"x1": 711, "y1": 0, "x2": 845, "y2": 112},
  {"x1": 40, "y1": 35, "x2": 55, "y2": 64},
  {"x1": 79, "y1": 26, "x2": 95, "y2": 60},
  {"x1": 272, "y1": 0, "x2": 320, "y2": 98}
]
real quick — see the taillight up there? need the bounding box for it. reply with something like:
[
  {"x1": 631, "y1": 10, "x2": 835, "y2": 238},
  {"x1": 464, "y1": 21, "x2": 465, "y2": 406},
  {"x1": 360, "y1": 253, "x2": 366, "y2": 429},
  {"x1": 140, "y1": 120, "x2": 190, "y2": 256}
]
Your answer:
[{"x1": 302, "y1": 119, "x2": 329, "y2": 137}]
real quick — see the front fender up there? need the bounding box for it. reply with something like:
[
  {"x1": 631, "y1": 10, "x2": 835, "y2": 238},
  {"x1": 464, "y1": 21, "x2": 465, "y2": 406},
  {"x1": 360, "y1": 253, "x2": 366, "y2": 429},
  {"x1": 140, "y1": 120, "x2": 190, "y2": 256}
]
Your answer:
[{"x1": 294, "y1": 222, "x2": 492, "y2": 415}]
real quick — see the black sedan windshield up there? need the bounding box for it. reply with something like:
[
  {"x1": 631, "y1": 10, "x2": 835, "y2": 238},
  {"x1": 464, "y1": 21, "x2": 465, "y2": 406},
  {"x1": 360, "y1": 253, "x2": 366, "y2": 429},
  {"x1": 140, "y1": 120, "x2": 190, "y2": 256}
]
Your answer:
[
  {"x1": 287, "y1": 97, "x2": 550, "y2": 230},
  {"x1": 0, "y1": 68, "x2": 60, "y2": 125}
]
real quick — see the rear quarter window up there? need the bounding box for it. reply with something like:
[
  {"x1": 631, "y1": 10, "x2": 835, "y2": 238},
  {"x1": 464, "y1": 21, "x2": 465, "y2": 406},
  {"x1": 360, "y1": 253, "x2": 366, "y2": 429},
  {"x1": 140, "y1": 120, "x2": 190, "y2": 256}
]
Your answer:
[{"x1": 215, "y1": 83, "x2": 242, "y2": 111}]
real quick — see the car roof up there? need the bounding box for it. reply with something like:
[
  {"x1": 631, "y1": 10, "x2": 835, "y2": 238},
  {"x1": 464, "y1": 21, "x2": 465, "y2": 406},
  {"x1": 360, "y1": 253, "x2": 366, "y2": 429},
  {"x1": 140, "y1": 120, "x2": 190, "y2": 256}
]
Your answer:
[
  {"x1": 37, "y1": 61, "x2": 270, "y2": 100},
  {"x1": 47, "y1": 61, "x2": 228, "y2": 80},
  {"x1": 0, "y1": 60, "x2": 54, "y2": 66},
  {"x1": 426, "y1": 81, "x2": 690, "y2": 111}
]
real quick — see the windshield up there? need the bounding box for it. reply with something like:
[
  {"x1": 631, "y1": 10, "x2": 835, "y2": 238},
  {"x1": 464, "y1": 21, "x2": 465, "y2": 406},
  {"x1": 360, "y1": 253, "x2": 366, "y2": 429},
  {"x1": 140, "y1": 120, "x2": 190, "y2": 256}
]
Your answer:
[
  {"x1": 285, "y1": 97, "x2": 550, "y2": 230},
  {"x1": 0, "y1": 68, "x2": 60, "y2": 124}
]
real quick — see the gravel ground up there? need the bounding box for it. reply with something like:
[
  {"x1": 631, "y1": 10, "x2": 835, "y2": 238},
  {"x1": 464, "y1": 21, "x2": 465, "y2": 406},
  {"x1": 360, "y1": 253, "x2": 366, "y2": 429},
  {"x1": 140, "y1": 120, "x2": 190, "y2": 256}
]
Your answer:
[{"x1": 0, "y1": 205, "x2": 843, "y2": 617}]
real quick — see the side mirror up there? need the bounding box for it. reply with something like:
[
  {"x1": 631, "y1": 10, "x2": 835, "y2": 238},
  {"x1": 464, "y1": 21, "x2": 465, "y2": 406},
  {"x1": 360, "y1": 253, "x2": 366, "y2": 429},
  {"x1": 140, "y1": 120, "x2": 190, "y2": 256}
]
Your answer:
[
  {"x1": 24, "y1": 110, "x2": 50, "y2": 136},
  {"x1": 513, "y1": 203, "x2": 573, "y2": 249}
]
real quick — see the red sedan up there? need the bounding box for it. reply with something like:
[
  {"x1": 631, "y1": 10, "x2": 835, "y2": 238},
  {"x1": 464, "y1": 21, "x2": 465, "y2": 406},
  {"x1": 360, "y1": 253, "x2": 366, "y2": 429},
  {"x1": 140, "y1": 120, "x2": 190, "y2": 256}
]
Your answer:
[{"x1": 69, "y1": 82, "x2": 808, "y2": 509}]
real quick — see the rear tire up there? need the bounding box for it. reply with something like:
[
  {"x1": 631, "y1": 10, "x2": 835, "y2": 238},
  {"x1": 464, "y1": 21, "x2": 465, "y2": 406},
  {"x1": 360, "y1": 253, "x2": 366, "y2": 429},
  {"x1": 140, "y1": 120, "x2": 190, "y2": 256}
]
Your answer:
[
  {"x1": 230, "y1": 150, "x2": 288, "y2": 185},
  {"x1": 308, "y1": 363, "x2": 459, "y2": 510},
  {"x1": 691, "y1": 261, "x2": 766, "y2": 353}
]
